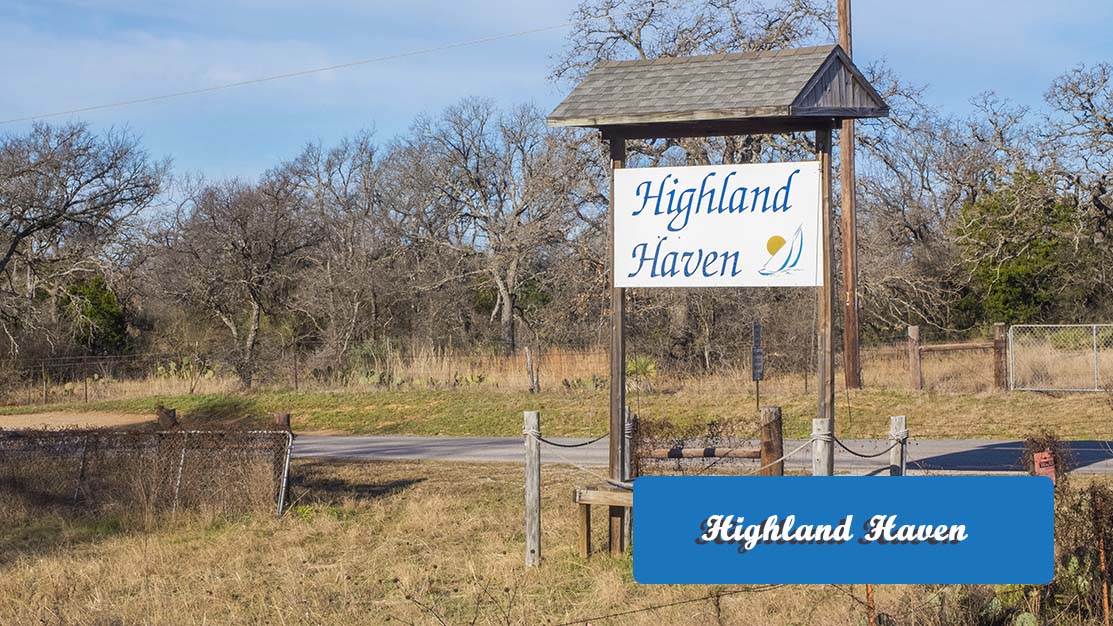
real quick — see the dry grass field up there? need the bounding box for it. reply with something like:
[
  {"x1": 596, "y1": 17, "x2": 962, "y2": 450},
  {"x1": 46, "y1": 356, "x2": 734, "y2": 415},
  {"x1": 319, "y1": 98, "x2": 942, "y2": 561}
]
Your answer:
[
  {"x1": 0, "y1": 459, "x2": 1069, "y2": 626},
  {"x1": 6, "y1": 345, "x2": 1014, "y2": 403},
  {"x1": 6, "y1": 345, "x2": 1111, "y2": 441}
]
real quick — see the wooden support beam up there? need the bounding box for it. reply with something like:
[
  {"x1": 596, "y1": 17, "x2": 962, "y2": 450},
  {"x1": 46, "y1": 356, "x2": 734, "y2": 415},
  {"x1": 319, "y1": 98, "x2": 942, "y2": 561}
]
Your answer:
[
  {"x1": 577, "y1": 502, "x2": 591, "y2": 559},
  {"x1": 919, "y1": 342, "x2": 994, "y2": 353},
  {"x1": 816, "y1": 125, "x2": 836, "y2": 476},
  {"x1": 599, "y1": 117, "x2": 843, "y2": 142},
  {"x1": 608, "y1": 505, "x2": 625, "y2": 556},
  {"x1": 574, "y1": 486, "x2": 634, "y2": 507},
  {"x1": 760, "y1": 406, "x2": 785, "y2": 476},
  {"x1": 607, "y1": 137, "x2": 627, "y2": 556}
]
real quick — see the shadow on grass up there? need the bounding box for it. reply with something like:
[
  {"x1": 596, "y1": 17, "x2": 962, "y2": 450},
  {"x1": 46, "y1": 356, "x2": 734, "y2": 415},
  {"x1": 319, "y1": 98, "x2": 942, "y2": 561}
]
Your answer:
[
  {"x1": 290, "y1": 460, "x2": 425, "y2": 505},
  {"x1": 179, "y1": 395, "x2": 264, "y2": 428},
  {"x1": 0, "y1": 506, "x2": 131, "y2": 568}
]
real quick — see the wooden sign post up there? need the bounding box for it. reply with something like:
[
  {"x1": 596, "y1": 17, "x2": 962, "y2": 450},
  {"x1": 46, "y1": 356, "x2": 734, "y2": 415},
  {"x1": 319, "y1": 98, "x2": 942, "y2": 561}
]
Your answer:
[
  {"x1": 816, "y1": 126, "x2": 836, "y2": 476},
  {"x1": 548, "y1": 43, "x2": 889, "y2": 553},
  {"x1": 608, "y1": 137, "x2": 627, "y2": 555}
]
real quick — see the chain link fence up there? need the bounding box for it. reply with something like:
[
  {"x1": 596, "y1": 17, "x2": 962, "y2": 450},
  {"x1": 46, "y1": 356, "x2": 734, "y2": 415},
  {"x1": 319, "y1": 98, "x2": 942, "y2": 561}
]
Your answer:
[
  {"x1": 0, "y1": 429, "x2": 293, "y2": 516},
  {"x1": 1009, "y1": 324, "x2": 1113, "y2": 391}
]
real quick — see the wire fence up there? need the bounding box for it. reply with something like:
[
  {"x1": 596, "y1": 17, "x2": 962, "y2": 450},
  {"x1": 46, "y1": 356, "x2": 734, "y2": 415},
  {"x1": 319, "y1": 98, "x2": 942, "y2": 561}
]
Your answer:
[
  {"x1": 1009, "y1": 324, "x2": 1113, "y2": 392},
  {"x1": 0, "y1": 429, "x2": 293, "y2": 517},
  {"x1": 0, "y1": 324, "x2": 1071, "y2": 408}
]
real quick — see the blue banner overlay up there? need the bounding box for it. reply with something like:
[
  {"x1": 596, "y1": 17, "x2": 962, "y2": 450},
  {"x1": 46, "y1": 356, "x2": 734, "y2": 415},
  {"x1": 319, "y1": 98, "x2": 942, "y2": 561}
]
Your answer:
[{"x1": 633, "y1": 476, "x2": 1053, "y2": 585}]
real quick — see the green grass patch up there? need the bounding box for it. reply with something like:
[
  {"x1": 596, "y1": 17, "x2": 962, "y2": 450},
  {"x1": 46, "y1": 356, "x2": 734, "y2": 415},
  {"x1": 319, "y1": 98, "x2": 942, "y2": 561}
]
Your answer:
[{"x1": 1, "y1": 386, "x2": 1108, "y2": 439}]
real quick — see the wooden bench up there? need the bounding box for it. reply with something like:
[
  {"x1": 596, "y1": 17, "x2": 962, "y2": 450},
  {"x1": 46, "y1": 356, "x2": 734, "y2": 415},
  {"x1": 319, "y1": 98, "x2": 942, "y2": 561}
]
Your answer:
[{"x1": 573, "y1": 483, "x2": 633, "y2": 558}]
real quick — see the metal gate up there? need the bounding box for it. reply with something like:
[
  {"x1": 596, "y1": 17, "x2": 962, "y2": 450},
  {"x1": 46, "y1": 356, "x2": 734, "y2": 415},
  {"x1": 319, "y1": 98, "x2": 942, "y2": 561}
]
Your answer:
[{"x1": 1008, "y1": 324, "x2": 1113, "y2": 391}]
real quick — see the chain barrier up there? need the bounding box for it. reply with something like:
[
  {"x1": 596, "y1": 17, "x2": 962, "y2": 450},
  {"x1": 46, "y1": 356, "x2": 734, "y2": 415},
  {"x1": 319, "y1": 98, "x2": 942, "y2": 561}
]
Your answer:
[
  {"x1": 832, "y1": 436, "x2": 900, "y2": 459},
  {"x1": 537, "y1": 432, "x2": 608, "y2": 448}
]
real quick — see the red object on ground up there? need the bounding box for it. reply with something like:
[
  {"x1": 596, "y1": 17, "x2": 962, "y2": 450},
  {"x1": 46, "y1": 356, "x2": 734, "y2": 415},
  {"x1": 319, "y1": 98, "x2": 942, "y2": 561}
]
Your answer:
[{"x1": 1034, "y1": 451, "x2": 1056, "y2": 484}]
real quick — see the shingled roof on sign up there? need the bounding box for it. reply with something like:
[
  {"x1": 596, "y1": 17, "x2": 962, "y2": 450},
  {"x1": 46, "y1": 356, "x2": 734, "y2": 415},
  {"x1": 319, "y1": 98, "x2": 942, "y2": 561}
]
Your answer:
[{"x1": 547, "y1": 44, "x2": 888, "y2": 137}]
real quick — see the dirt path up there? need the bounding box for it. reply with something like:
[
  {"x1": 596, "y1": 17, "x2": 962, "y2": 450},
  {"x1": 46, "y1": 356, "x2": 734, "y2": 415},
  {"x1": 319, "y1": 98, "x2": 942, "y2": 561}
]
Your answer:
[{"x1": 0, "y1": 411, "x2": 152, "y2": 430}]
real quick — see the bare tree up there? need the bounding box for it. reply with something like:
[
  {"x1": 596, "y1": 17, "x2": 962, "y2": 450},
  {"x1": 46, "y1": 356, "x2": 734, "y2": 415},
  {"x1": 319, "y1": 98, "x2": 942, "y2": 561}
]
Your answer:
[
  {"x1": 285, "y1": 134, "x2": 414, "y2": 378},
  {"x1": 0, "y1": 122, "x2": 164, "y2": 352},
  {"x1": 1046, "y1": 63, "x2": 1113, "y2": 239},
  {"x1": 154, "y1": 173, "x2": 321, "y2": 388},
  {"x1": 385, "y1": 99, "x2": 590, "y2": 354}
]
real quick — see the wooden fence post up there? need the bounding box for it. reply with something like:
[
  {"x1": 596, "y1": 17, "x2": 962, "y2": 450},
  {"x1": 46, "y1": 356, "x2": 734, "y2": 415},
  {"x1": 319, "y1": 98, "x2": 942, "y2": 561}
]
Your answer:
[
  {"x1": 41, "y1": 361, "x2": 48, "y2": 404},
  {"x1": 760, "y1": 406, "x2": 784, "y2": 476},
  {"x1": 993, "y1": 323, "x2": 1007, "y2": 391},
  {"x1": 889, "y1": 415, "x2": 907, "y2": 476},
  {"x1": 907, "y1": 325, "x2": 922, "y2": 391},
  {"x1": 524, "y1": 410, "x2": 541, "y2": 567},
  {"x1": 82, "y1": 354, "x2": 89, "y2": 403},
  {"x1": 812, "y1": 418, "x2": 833, "y2": 476},
  {"x1": 156, "y1": 405, "x2": 178, "y2": 429}
]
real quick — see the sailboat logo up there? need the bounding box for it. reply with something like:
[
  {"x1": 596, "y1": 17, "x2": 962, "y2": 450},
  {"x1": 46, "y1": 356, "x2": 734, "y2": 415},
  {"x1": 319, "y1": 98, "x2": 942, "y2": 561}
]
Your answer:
[{"x1": 758, "y1": 225, "x2": 804, "y2": 276}]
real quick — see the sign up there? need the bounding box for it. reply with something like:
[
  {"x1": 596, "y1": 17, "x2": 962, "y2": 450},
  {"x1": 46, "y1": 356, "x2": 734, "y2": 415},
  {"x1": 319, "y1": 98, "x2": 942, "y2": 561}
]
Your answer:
[
  {"x1": 633, "y1": 476, "x2": 1053, "y2": 585},
  {"x1": 1033, "y1": 451, "x2": 1056, "y2": 483},
  {"x1": 614, "y1": 161, "x2": 822, "y2": 288}
]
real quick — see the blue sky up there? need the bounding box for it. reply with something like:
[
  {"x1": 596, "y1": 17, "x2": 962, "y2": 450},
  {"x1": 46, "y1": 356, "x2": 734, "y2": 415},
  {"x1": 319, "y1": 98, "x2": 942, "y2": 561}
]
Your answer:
[{"x1": 2, "y1": 0, "x2": 1111, "y2": 179}]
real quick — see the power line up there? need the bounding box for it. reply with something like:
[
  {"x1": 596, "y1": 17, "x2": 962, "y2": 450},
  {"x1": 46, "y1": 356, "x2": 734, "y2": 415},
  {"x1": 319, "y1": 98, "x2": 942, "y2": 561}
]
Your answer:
[{"x1": 0, "y1": 21, "x2": 573, "y2": 125}]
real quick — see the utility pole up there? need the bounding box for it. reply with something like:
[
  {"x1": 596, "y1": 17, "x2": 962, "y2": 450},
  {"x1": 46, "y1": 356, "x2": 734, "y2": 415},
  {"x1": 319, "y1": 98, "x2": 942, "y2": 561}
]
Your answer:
[{"x1": 839, "y1": 0, "x2": 863, "y2": 389}]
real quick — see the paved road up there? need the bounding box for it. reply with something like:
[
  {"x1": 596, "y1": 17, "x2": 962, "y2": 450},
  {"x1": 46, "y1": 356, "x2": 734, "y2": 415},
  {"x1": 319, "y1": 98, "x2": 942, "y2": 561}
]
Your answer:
[{"x1": 294, "y1": 435, "x2": 1113, "y2": 474}]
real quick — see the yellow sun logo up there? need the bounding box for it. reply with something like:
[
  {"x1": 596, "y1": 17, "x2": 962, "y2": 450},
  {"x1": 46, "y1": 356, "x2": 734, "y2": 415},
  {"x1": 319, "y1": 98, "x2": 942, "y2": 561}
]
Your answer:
[{"x1": 766, "y1": 235, "x2": 786, "y2": 256}]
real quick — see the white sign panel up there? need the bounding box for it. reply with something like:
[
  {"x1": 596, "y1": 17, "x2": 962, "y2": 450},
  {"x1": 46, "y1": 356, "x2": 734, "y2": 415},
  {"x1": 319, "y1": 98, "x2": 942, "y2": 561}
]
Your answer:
[{"x1": 614, "y1": 161, "x2": 822, "y2": 288}]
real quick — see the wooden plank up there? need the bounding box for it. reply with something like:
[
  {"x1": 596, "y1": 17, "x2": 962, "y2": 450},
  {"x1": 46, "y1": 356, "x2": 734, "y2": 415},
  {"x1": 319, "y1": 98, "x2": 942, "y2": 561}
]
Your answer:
[
  {"x1": 609, "y1": 505, "x2": 625, "y2": 556},
  {"x1": 644, "y1": 447, "x2": 760, "y2": 459},
  {"x1": 761, "y1": 406, "x2": 785, "y2": 476},
  {"x1": 524, "y1": 411, "x2": 541, "y2": 567},
  {"x1": 577, "y1": 502, "x2": 591, "y2": 559},
  {"x1": 919, "y1": 342, "x2": 994, "y2": 353},
  {"x1": 574, "y1": 487, "x2": 634, "y2": 508},
  {"x1": 816, "y1": 125, "x2": 835, "y2": 477}
]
